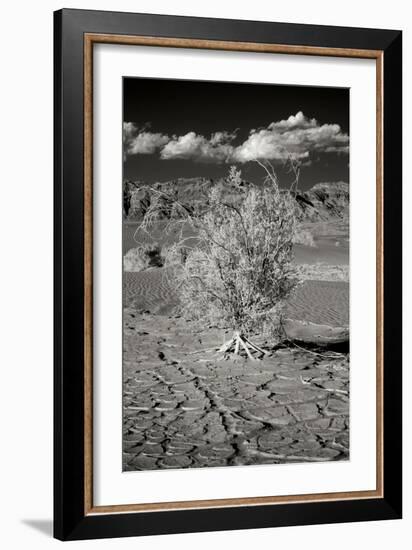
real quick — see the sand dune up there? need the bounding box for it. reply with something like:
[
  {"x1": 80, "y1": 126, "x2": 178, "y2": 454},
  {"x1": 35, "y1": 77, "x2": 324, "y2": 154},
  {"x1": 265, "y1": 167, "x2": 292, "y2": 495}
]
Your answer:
[
  {"x1": 123, "y1": 268, "x2": 178, "y2": 315},
  {"x1": 123, "y1": 215, "x2": 349, "y2": 328},
  {"x1": 124, "y1": 268, "x2": 348, "y2": 328},
  {"x1": 287, "y1": 280, "x2": 349, "y2": 327}
]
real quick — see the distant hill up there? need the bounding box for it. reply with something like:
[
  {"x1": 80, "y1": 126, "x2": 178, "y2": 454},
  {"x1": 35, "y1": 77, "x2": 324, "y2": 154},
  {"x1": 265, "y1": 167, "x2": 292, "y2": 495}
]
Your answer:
[
  {"x1": 123, "y1": 177, "x2": 349, "y2": 223},
  {"x1": 123, "y1": 177, "x2": 213, "y2": 220},
  {"x1": 295, "y1": 181, "x2": 349, "y2": 222}
]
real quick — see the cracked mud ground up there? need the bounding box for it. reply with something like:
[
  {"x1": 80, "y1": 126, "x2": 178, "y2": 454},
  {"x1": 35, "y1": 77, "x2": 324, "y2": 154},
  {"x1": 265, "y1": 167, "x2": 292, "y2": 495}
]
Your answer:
[{"x1": 123, "y1": 306, "x2": 349, "y2": 471}]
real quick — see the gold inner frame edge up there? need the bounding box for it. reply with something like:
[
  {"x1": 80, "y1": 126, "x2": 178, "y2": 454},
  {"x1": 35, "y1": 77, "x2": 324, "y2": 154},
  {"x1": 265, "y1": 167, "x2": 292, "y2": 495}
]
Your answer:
[{"x1": 83, "y1": 33, "x2": 384, "y2": 515}]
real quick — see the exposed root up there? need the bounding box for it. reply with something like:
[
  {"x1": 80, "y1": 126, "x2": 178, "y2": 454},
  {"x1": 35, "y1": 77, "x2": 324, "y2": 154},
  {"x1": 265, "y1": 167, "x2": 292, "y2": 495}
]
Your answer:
[{"x1": 217, "y1": 332, "x2": 268, "y2": 360}]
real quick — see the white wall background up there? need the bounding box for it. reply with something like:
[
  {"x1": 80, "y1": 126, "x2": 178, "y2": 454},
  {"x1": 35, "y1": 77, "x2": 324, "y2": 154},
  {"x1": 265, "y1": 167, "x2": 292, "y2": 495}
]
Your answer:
[{"x1": 0, "y1": 1, "x2": 408, "y2": 548}]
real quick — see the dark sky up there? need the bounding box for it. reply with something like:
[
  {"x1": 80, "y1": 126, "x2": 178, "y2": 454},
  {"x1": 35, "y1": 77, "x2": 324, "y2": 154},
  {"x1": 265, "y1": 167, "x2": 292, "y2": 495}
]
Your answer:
[{"x1": 123, "y1": 77, "x2": 349, "y2": 191}]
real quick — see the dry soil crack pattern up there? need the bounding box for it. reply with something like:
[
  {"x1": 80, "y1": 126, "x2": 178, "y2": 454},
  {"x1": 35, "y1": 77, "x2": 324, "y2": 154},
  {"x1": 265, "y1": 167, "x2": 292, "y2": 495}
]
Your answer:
[{"x1": 123, "y1": 309, "x2": 349, "y2": 471}]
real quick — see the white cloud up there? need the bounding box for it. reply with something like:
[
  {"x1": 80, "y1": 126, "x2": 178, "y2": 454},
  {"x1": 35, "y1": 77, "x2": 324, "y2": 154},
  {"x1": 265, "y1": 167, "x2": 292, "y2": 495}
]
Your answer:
[
  {"x1": 232, "y1": 129, "x2": 309, "y2": 163},
  {"x1": 160, "y1": 131, "x2": 235, "y2": 163},
  {"x1": 268, "y1": 111, "x2": 318, "y2": 132},
  {"x1": 123, "y1": 121, "x2": 137, "y2": 141},
  {"x1": 210, "y1": 130, "x2": 238, "y2": 146},
  {"x1": 123, "y1": 122, "x2": 169, "y2": 155},
  {"x1": 233, "y1": 112, "x2": 348, "y2": 163},
  {"x1": 123, "y1": 112, "x2": 349, "y2": 164},
  {"x1": 127, "y1": 132, "x2": 169, "y2": 155}
]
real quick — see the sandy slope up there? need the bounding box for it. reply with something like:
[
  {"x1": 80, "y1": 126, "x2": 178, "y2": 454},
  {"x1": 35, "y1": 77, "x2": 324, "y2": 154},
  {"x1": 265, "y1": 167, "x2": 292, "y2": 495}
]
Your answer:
[{"x1": 124, "y1": 269, "x2": 349, "y2": 327}]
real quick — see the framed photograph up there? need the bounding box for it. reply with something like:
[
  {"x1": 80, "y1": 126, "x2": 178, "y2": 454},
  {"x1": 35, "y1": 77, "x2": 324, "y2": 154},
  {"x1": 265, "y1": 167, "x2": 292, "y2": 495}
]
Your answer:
[{"x1": 54, "y1": 8, "x2": 402, "y2": 541}]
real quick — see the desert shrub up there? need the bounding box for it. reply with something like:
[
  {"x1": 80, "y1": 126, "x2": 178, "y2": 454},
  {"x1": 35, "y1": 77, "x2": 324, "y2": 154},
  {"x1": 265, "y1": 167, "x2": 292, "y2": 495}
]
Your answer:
[
  {"x1": 164, "y1": 165, "x2": 300, "y2": 337},
  {"x1": 123, "y1": 243, "x2": 164, "y2": 272},
  {"x1": 163, "y1": 244, "x2": 191, "y2": 267}
]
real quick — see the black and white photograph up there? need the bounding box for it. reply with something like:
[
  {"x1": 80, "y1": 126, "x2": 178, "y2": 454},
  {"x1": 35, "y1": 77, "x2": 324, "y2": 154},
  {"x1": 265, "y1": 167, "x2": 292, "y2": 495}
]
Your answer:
[
  {"x1": 122, "y1": 77, "x2": 350, "y2": 471},
  {"x1": 0, "y1": 0, "x2": 405, "y2": 546}
]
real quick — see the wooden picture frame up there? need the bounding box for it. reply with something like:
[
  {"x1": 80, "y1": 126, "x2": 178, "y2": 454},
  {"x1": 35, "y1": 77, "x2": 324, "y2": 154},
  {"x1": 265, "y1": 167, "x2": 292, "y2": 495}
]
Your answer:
[{"x1": 54, "y1": 8, "x2": 402, "y2": 540}]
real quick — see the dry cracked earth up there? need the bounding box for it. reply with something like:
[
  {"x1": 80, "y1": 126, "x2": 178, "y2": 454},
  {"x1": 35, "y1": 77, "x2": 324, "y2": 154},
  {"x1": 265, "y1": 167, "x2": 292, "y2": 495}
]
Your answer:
[{"x1": 123, "y1": 308, "x2": 349, "y2": 471}]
